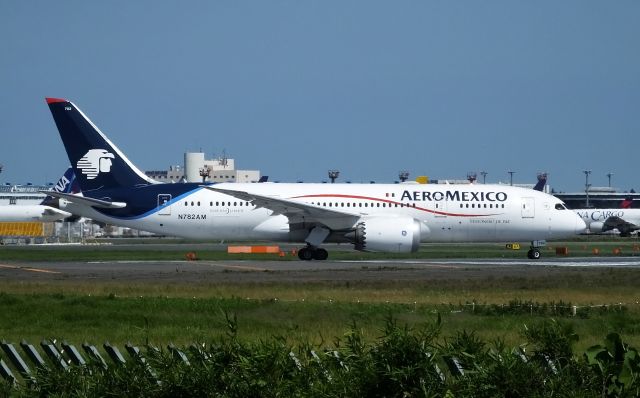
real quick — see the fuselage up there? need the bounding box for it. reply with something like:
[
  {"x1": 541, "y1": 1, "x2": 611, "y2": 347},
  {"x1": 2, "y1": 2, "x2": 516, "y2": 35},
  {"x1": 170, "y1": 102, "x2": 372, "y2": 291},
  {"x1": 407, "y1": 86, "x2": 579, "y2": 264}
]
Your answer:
[
  {"x1": 60, "y1": 182, "x2": 585, "y2": 244},
  {"x1": 0, "y1": 205, "x2": 71, "y2": 222}
]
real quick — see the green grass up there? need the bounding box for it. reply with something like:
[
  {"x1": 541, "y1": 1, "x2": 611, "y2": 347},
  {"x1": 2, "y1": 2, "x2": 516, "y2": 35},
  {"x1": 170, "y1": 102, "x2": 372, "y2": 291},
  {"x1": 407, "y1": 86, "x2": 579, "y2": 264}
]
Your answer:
[
  {"x1": 1, "y1": 238, "x2": 639, "y2": 261},
  {"x1": 0, "y1": 289, "x2": 639, "y2": 354},
  {"x1": 1, "y1": 239, "x2": 639, "y2": 356}
]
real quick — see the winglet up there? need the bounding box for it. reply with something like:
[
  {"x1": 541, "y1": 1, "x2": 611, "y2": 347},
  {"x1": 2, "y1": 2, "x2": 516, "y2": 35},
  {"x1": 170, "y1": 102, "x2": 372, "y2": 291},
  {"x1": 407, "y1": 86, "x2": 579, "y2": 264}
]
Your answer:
[{"x1": 46, "y1": 97, "x2": 68, "y2": 104}]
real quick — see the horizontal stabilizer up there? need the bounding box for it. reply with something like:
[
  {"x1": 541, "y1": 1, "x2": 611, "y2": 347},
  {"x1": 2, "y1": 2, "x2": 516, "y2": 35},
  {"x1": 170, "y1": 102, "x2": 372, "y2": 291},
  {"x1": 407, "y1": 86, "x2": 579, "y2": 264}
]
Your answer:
[
  {"x1": 42, "y1": 207, "x2": 73, "y2": 220},
  {"x1": 42, "y1": 191, "x2": 127, "y2": 209}
]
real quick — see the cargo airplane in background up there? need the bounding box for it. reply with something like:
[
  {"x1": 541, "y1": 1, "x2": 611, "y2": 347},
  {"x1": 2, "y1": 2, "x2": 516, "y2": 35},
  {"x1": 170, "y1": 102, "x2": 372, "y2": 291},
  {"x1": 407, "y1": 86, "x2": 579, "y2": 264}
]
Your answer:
[
  {"x1": 532, "y1": 175, "x2": 640, "y2": 236},
  {"x1": 575, "y1": 208, "x2": 640, "y2": 236},
  {"x1": 44, "y1": 98, "x2": 586, "y2": 260},
  {"x1": 0, "y1": 168, "x2": 76, "y2": 222}
]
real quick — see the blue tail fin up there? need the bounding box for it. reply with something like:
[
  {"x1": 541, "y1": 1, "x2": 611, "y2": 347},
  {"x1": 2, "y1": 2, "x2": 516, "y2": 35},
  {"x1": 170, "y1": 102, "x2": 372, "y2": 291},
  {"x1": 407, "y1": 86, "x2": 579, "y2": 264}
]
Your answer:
[
  {"x1": 533, "y1": 173, "x2": 547, "y2": 192},
  {"x1": 46, "y1": 98, "x2": 154, "y2": 193},
  {"x1": 40, "y1": 167, "x2": 79, "y2": 205}
]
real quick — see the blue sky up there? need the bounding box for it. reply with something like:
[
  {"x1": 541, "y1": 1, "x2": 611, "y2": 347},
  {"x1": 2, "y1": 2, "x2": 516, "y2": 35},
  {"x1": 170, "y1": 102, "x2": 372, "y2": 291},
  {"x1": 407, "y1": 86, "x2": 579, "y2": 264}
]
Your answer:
[{"x1": 1, "y1": 1, "x2": 638, "y2": 192}]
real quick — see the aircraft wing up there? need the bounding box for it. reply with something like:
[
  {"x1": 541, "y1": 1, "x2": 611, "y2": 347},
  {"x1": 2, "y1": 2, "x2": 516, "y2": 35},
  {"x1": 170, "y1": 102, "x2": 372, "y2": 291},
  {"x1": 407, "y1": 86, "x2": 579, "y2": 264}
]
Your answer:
[
  {"x1": 42, "y1": 191, "x2": 127, "y2": 209},
  {"x1": 201, "y1": 186, "x2": 359, "y2": 230}
]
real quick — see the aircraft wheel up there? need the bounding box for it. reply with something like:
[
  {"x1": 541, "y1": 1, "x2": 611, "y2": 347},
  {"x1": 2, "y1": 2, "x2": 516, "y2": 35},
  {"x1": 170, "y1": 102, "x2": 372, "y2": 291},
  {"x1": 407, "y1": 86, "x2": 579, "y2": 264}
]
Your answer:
[
  {"x1": 313, "y1": 248, "x2": 328, "y2": 261},
  {"x1": 527, "y1": 249, "x2": 541, "y2": 260},
  {"x1": 298, "y1": 248, "x2": 313, "y2": 261}
]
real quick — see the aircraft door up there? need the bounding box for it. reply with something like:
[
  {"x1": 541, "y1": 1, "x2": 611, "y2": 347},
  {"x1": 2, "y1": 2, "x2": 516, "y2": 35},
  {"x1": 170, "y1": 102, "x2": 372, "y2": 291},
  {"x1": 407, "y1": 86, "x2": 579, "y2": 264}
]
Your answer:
[
  {"x1": 521, "y1": 197, "x2": 535, "y2": 218},
  {"x1": 158, "y1": 194, "x2": 172, "y2": 215}
]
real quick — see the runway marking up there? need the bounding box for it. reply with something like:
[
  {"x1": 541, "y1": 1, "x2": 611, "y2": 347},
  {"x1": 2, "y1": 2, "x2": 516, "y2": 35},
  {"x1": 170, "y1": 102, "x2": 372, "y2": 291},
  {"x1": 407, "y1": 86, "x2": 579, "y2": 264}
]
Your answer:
[
  {"x1": 87, "y1": 260, "x2": 268, "y2": 272},
  {"x1": 0, "y1": 264, "x2": 61, "y2": 274},
  {"x1": 339, "y1": 258, "x2": 640, "y2": 268},
  {"x1": 196, "y1": 262, "x2": 268, "y2": 272}
]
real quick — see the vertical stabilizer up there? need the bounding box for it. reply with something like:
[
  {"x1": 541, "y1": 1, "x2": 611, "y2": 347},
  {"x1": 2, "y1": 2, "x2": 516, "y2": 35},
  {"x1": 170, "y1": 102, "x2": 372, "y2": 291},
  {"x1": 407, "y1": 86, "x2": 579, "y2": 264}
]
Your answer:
[{"x1": 46, "y1": 98, "x2": 154, "y2": 193}]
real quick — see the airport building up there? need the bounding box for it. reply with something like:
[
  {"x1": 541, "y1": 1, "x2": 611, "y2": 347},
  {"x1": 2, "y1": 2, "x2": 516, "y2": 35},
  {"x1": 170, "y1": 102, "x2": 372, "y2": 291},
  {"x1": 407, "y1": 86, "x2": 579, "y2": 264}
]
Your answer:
[
  {"x1": 0, "y1": 184, "x2": 48, "y2": 206},
  {"x1": 554, "y1": 188, "x2": 639, "y2": 209},
  {"x1": 145, "y1": 152, "x2": 261, "y2": 183}
]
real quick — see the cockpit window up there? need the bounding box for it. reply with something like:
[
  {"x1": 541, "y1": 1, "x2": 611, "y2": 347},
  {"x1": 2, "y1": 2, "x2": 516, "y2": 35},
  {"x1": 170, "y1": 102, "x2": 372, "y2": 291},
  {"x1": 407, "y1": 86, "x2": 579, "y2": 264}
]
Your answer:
[{"x1": 555, "y1": 203, "x2": 566, "y2": 210}]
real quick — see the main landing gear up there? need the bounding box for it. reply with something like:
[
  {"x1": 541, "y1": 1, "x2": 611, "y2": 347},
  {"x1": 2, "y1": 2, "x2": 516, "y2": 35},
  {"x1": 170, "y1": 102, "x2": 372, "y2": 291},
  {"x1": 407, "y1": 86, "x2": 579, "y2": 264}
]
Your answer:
[{"x1": 297, "y1": 246, "x2": 328, "y2": 261}]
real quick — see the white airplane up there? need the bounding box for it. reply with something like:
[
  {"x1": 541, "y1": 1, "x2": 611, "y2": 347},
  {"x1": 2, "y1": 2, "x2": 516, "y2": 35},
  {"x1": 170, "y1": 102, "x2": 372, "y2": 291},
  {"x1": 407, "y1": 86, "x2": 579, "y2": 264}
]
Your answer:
[
  {"x1": 0, "y1": 168, "x2": 76, "y2": 222},
  {"x1": 532, "y1": 175, "x2": 640, "y2": 236},
  {"x1": 44, "y1": 97, "x2": 586, "y2": 260},
  {"x1": 575, "y1": 208, "x2": 640, "y2": 236}
]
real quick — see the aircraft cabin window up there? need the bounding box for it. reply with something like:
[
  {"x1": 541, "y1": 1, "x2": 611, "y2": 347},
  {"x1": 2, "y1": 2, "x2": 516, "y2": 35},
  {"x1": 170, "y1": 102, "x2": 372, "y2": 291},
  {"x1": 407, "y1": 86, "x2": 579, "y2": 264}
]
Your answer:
[
  {"x1": 197, "y1": 201, "x2": 200, "y2": 206},
  {"x1": 191, "y1": 201, "x2": 194, "y2": 206}
]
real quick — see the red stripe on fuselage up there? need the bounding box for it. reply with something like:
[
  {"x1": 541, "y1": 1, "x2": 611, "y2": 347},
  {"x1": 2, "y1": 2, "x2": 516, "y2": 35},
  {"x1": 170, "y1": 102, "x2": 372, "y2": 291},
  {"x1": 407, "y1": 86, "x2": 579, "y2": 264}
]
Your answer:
[{"x1": 290, "y1": 193, "x2": 502, "y2": 217}]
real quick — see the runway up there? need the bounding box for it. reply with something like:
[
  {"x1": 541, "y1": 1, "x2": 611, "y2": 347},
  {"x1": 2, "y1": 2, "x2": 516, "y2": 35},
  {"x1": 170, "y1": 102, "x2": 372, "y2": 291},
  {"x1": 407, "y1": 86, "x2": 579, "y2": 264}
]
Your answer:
[{"x1": 1, "y1": 256, "x2": 639, "y2": 284}]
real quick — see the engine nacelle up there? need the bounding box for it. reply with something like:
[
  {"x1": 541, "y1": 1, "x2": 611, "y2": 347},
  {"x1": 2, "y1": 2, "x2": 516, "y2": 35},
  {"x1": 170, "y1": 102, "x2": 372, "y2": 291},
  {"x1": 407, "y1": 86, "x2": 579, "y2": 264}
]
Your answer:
[
  {"x1": 588, "y1": 222, "x2": 604, "y2": 233},
  {"x1": 347, "y1": 216, "x2": 422, "y2": 253}
]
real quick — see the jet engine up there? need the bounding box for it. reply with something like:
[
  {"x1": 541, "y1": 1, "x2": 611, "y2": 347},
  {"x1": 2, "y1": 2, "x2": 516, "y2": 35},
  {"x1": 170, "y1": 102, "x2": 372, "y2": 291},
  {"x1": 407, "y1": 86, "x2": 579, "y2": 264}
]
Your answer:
[
  {"x1": 588, "y1": 221, "x2": 604, "y2": 233},
  {"x1": 346, "y1": 216, "x2": 422, "y2": 253}
]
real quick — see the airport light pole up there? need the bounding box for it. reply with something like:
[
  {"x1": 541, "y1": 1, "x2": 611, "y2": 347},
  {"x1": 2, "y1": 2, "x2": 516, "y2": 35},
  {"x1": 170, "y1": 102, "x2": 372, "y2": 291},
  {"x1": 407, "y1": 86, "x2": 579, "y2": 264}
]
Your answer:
[
  {"x1": 480, "y1": 171, "x2": 487, "y2": 184},
  {"x1": 607, "y1": 172, "x2": 613, "y2": 188},
  {"x1": 328, "y1": 170, "x2": 340, "y2": 183},
  {"x1": 583, "y1": 170, "x2": 592, "y2": 208},
  {"x1": 467, "y1": 172, "x2": 477, "y2": 184},
  {"x1": 199, "y1": 166, "x2": 211, "y2": 183},
  {"x1": 508, "y1": 171, "x2": 515, "y2": 186}
]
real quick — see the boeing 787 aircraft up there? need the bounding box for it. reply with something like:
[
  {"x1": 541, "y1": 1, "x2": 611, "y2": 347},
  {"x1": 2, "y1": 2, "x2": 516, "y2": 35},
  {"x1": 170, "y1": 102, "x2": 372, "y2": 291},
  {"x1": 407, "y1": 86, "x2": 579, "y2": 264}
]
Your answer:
[{"x1": 44, "y1": 98, "x2": 586, "y2": 260}]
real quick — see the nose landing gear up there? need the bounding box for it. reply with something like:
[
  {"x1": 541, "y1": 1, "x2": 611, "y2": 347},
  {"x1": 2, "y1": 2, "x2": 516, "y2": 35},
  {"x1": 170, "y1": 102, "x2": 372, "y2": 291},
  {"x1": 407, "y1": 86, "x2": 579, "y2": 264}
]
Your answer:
[
  {"x1": 527, "y1": 240, "x2": 546, "y2": 259},
  {"x1": 527, "y1": 248, "x2": 541, "y2": 259}
]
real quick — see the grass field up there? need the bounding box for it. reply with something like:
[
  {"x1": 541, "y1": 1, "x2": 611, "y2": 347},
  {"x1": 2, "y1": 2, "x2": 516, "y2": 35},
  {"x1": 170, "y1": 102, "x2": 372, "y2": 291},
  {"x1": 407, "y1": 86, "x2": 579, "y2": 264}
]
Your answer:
[
  {"x1": 1, "y1": 238, "x2": 640, "y2": 356},
  {"x1": 0, "y1": 236, "x2": 639, "y2": 261}
]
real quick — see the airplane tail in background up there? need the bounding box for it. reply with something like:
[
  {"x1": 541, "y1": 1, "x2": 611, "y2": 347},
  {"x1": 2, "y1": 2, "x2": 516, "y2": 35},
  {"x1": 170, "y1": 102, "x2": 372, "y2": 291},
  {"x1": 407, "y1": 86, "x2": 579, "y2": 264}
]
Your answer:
[
  {"x1": 533, "y1": 173, "x2": 547, "y2": 192},
  {"x1": 621, "y1": 197, "x2": 634, "y2": 209},
  {"x1": 45, "y1": 98, "x2": 155, "y2": 194},
  {"x1": 40, "y1": 167, "x2": 79, "y2": 206}
]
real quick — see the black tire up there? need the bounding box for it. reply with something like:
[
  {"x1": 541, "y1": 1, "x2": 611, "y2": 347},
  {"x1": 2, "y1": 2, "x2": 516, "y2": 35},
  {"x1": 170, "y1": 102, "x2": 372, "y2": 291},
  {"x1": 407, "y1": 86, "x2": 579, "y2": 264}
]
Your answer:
[
  {"x1": 298, "y1": 248, "x2": 313, "y2": 261},
  {"x1": 313, "y1": 248, "x2": 328, "y2": 261},
  {"x1": 531, "y1": 249, "x2": 541, "y2": 259}
]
